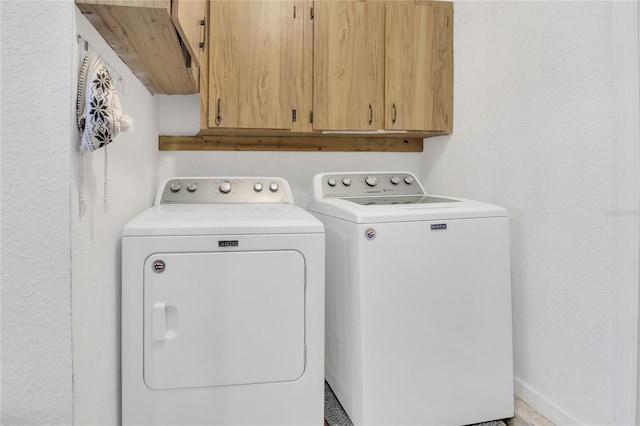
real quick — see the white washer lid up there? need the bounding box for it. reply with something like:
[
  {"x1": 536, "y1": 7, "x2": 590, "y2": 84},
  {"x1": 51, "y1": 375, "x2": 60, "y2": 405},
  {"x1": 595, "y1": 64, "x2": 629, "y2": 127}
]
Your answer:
[
  {"x1": 306, "y1": 196, "x2": 508, "y2": 224},
  {"x1": 123, "y1": 203, "x2": 324, "y2": 236}
]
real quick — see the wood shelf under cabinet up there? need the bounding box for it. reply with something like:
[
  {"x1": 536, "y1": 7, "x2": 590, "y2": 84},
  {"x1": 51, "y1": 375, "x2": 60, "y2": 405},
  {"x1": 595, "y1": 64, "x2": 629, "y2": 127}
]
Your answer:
[{"x1": 158, "y1": 133, "x2": 440, "y2": 152}]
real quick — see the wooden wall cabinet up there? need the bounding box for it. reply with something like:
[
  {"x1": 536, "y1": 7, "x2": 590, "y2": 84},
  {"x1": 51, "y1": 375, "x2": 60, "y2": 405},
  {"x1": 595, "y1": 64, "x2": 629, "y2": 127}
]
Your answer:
[
  {"x1": 313, "y1": 1, "x2": 453, "y2": 133},
  {"x1": 207, "y1": 1, "x2": 305, "y2": 130},
  {"x1": 385, "y1": 2, "x2": 453, "y2": 132},
  {"x1": 313, "y1": 1, "x2": 385, "y2": 131},
  {"x1": 76, "y1": 0, "x2": 207, "y2": 95},
  {"x1": 79, "y1": 0, "x2": 452, "y2": 150},
  {"x1": 186, "y1": 0, "x2": 453, "y2": 151}
]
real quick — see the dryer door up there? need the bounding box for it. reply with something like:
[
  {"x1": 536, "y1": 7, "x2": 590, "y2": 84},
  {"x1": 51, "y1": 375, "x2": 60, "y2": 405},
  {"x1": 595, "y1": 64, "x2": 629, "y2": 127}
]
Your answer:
[{"x1": 143, "y1": 250, "x2": 306, "y2": 390}]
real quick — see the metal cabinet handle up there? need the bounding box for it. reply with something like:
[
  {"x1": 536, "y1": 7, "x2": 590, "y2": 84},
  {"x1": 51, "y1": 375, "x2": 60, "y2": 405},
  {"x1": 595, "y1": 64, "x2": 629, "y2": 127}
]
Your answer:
[
  {"x1": 392, "y1": 103, "x2": 397, "y2": 125},
  {"x1": 199, "y1": 18, "x2": 206, "y2": 50},
  {"x1": 215, "y1": 98, "x2": 222, "y2": 126},
  {"x1": 368, "y1": 104, "x2": 373, "y2": 125}
]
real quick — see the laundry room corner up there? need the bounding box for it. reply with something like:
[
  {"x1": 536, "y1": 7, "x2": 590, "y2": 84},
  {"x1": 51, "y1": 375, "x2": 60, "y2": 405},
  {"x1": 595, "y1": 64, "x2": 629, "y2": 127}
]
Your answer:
[
  {"x1": 70, "y1": 8, "x2": 167, "y2": 425},
  {"x1": 420, "y1": 2, "x2": 638, "y2": 425}
]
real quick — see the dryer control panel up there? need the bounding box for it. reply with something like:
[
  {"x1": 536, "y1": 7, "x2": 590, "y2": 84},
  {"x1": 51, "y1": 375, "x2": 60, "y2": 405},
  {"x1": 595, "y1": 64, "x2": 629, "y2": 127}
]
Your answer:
[
  {"x1": 314, "y1": 172, "x2": 426, "y2": 199},
  {"x1": 156, "y1": 177, "x2": 292, "y2": 205}
]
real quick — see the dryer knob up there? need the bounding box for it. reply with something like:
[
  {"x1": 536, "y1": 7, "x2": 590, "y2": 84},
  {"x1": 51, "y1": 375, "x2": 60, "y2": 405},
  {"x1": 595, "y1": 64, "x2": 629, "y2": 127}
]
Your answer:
[
  {"x1": 390, "y1": 176, "x2": 400, "y2": 185},
  {"x1": 187, "y1": 182, "x2": 198, "y2": 192},
  {"x1": 327, "y1": 178, "x2": 338, "y2": 187},
  {"x1": 269, "y1": 182, "x2": 279, "y2": 192},
  {"x1": 219, "y1": 181, "x2": 232, "y2": 193},
  {"x1": 254, "y1": 182, "x2": 263, "y2": 192},
  {"x1": 365, "y1": 175, "x2": 378, "y2": 187},
  {"x1": 342, "y1": 177, "x2": 352, "y2": 186},
  {"x1": 169, "y1": 182, "x2": 182, "y2": 192},
  {"x1": 404, "y1": 176, "x2": 414, "y2": 185}
]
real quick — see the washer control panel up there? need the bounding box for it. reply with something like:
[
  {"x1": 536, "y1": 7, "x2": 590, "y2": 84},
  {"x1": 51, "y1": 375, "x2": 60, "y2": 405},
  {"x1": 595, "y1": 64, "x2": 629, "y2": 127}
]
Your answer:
[
  {"x1": 316, "y1": 172, "x2": 425, "y2": 198},
  {"x1": 157, "y1": 177, "x2": 292, "y2": 204}
]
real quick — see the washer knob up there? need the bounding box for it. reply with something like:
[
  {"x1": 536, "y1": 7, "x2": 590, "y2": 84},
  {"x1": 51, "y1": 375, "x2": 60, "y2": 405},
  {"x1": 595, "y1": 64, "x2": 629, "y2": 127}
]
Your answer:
[
  {"x1": 169, "y1": 182, "x2": 182, "y2": 192},
  {"x1": 390, "y1": 176, "x2": 400, "y2": 185},
  {"x1": 219, "y1": 181, "x2": 232, "y2": 193},
  {"x1": 269, "y1": 182, "x2": 279, "y2": 192},
  {"x1": 342, "y1": 177, "x2": 352, "y2": 186},
  {"x1": 187, "y1": 182, "x2": 198, "y2": 192},
  {"x1": 404, "y1": 176, "x2": 414, "y2": 185},
  {"x1": 328, "y1": 178, "x2": 338, "y2": 187},
  {"x1": 365, "y1": 175, "x2": 378, "y2": 187},
  {"x1": 254, "y1": 182, "x2": 263, "y2": 192}
]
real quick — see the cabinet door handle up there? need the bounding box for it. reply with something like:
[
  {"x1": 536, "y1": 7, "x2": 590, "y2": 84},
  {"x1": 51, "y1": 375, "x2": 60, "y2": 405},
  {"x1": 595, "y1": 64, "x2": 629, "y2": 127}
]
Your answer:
[
  {"x1": 368, "y1": 104, "x2": 373, "y2": 125},
  {"x1": 199, "y1": 18, "x2": 206, "y2": 50},
  {"x1": 392, "y1": 103, "x2": 397, "y2": 125},
  {"x1": 215, "y1": 98, "x2": 222, "y2": 126}
]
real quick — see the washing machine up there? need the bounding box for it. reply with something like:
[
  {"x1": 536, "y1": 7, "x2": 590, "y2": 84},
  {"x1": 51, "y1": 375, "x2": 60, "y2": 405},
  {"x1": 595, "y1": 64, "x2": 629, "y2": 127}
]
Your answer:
[
  {"x1": 307, "y1": 172, "x2": 513, "y2": 426},
  {"x1": 121, "y1": 177, "x2": 324, "y2": 426}
]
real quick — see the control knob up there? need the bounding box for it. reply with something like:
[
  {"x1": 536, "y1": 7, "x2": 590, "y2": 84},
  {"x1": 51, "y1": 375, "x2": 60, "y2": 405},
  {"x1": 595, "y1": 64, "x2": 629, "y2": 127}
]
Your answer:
[
  {"x1": 342, "y1": 177, "x2": 352, "y2": 186},
  {"x1": 365, "y1": 175, "x2": 378, "y2": 187},
  {"x1": 169, "y1": 182, "x2": 182, "y2": 192},
  {"x1": 187, "y1": 182, "x2": 198, "y2": 192},
  {"x1": 328, "y1": 178, "x2": 338, "y2": 187},
  {"x1": 390, "y1": 176, "x2": 400, "y2": 185},
  {"x1": 254, "y1": 182, "x2": 263, "y2": 192},
  {"x1": 269, "y1": 182, "x2": 279, "y2": 192},
  {"x1": 404, "y1": 176, "x2": 414, "y2": 185},
  {"x1": 219, "y1": 181, "x2": 232, "y2": 193}
]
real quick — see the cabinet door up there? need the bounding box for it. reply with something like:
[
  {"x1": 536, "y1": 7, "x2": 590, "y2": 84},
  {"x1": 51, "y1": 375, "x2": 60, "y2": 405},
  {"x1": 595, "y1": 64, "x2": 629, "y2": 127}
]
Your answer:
[
  {"x1": 313, "y1": 1, "x2": 385, "y2": 130},
  {"x1": 385, "y1": 1, "x2": 453, "y2": 132},
  {"x1": 209, "y1": 1, "x2": 297, "y2": 129},
  {"x1": 171, "y1": 0, "x2": 206, "y2": 68}
]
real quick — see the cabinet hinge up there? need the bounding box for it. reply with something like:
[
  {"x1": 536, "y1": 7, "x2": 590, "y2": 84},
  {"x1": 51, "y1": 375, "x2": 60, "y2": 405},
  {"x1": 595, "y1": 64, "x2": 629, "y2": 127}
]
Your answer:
[
  {"x1": 292, "y1": 109, "x2": 297, "y2": 123},
  {"x1": 310, "y1": 6, "x2": 314, "y2": 20},
  {"x1": 309, "y1": 111, "x2": 314, "y2": 123}
]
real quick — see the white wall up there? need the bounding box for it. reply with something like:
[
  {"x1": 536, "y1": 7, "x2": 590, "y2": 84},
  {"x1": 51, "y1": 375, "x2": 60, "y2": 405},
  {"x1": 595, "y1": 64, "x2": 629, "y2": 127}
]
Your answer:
[
  {"x1": 2, "y1": 2, "x2": 634, "y2": 425},
  {"x1": 71, "y1": 8, "x2": 161, "y2": 426},
  {"x1": 1, "y1": 1, "x2": 74, "y2": 424},
  {"x1": 421, "y1": 2, "x2": 622, "y2": 424},
  {"x1": 156, "y1": 97, "x2": 422, "y2": 207}
]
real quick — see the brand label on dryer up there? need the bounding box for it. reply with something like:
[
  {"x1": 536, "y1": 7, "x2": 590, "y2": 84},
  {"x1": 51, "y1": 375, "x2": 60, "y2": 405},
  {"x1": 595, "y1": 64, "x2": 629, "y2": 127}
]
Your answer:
[
  {"x1": 152, "y1": 260, "x2": 166, "y2": 273},
  {"x1": 431, "y1": 224, "x2": 447, "y2": 230},
  {"x1": 218, "y1": 240, "x2": 239, "y2": 247}
]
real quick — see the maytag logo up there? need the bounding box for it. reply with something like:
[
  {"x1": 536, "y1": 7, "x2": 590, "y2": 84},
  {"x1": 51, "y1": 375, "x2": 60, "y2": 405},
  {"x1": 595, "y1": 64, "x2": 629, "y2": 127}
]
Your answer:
[
  {"x1": 431, "y1": 224, "x2": 447, "y2": 230},
  {"x1": 218, "y1": 240, "x2": 239, "y2": 247}
]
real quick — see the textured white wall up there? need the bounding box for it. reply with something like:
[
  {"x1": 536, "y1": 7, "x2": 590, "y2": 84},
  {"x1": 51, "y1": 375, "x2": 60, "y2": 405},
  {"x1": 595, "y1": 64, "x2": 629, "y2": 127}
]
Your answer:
[
  {"x1": 156, "y1": 97, "x2": 422, "y2": 207},
  {"x1": 1, "y1": 1, "x2": 74, "y2": 424},
  {"x1": 421, "y1": 2, "x2": 617, "y2": 424},
  {"x1": 71, "y1": 8, "x2": 161, "y2": 426},
  {"x1": 2, "y1": 2, "x2": 629, "y2": 425}
]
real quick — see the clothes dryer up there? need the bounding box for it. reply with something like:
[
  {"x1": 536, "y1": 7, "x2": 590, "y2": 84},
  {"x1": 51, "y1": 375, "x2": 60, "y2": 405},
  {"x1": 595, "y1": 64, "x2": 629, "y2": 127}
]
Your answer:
[
  {"x1": 307, "y1": 172, "x2": 513, "y2": 426},
  {"x1": 122, "y1": 177, "x2": 324, "y2": 425}
]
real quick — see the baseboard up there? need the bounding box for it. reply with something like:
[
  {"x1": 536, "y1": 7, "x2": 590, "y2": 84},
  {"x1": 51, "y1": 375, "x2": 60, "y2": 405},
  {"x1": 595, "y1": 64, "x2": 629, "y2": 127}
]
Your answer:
[{"x1": 514, "y1": 377, "x2": 585, "y2": 425}]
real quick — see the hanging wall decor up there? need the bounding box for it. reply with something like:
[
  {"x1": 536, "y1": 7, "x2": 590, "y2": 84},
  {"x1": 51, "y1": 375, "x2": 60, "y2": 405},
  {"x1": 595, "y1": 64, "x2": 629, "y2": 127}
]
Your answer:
[{"x1": 76, "y1": 52, "x2": 133, "y2": 151}]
